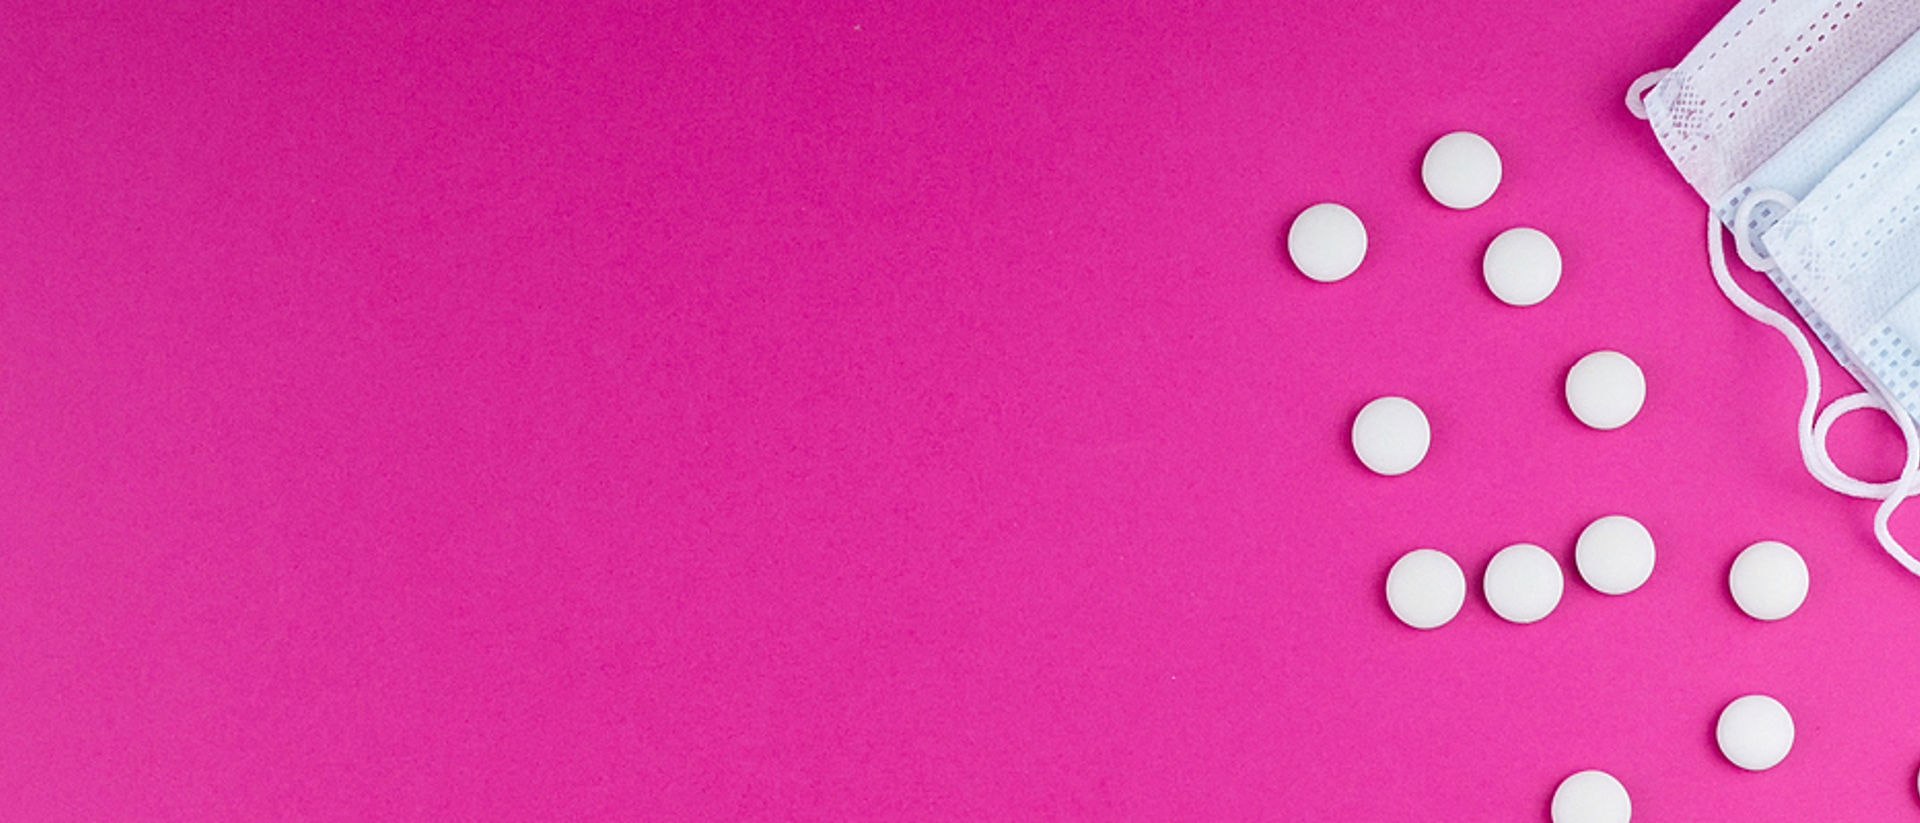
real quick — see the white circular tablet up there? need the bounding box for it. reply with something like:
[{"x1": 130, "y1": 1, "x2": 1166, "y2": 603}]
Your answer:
[
  {"x1": 1551, "y1": 770, "x2": 1631, "y2": 823},
  {"x1": 1483, "y1": 227, "x2": 1562, "y2": 306},
  {"x1": 1575, "y1": 515, "x2": 1655, "y2": 595},
  {"x1": 1351, "y1": 396, "x2": 1430, "y2": 476},
  {"x1": 1729, "y1": 540, "x2": 1808, "y2": 621},
  {"x1": 1386, "y1": 548, "x2": 1466, "y2": 629},
  {"x1": 1422, "y1": 131, "x2": 1502, "y2": 209},
  {"x1": 1717, "y1": 694, "x2": 1794, "y2": 771},
  {"x1": 1287, "y1": 203, "x2": 1367, "y2": 282},
  {"x1": 1483, "y1": 542, "x2": 1563, "y2": 624},
  {"x1": 1566, "y1": 350, "x2": 1646, "y2": 430}
]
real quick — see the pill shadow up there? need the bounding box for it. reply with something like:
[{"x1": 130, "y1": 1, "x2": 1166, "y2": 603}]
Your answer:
[
  {"x1": 1911, "y1": 757, "x2": 1920, "y2": 808},
  {"x1": 1704, "y1": 709, "x2": 1722, "y2": 770},
  {"x1": 1341, "y1": 403, "x2": 1365, "y2": 472},
  {"x1": 1377, "y1": 553, "x2": 1397, "y2": 623},
  {"x1": 1719, "y1": 552, "x2": 1743, "y2": 614},
  {"x1": 1273, "y1": 217, "x2": 1291, "y2": 272},
  {"x1": 1553, "y1": 360, "x2": 1577, "y2": 426}
]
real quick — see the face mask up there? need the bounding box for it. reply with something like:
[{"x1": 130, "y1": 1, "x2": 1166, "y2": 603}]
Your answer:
[{"x1": 1630, "y1": 0, "x2": 1920, "y2": 575}]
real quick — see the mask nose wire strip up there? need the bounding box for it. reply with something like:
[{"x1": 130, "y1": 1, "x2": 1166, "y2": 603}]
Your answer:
[
  {"x1": 1625, "y1": 69, "x2": 1670, "y2": 120},
  {"x1": 1706, "y1": 207, "x2": 1920, "y2": 575}
]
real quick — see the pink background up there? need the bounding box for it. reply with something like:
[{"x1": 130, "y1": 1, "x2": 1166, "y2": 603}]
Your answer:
[{"x1": 5, "y1": 0, "x2": 1920, "y2": 819}]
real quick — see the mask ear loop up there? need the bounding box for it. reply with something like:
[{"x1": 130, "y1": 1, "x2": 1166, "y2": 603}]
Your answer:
[
  {"x1": 1867, "y1": 374, "x2": 1920, "y2": 576},
  {"x1": 1706, "y1": 205, "x2": 1920, "y2": 574},
  {"x1": 1625, "y1": 69, "x2": 1670, "y2": 120},
  {"x1": 1811, "y1": 390, "x2": 1901, "y2": 498},
  {"x1": 1705, "y1": 205, "x2": 1847, "y2": 496},
  {"x1": 1729, "y1": 191, "x2": 1910, "y2": 499},
  {"x1": 1731, "y1": 190, "x2": 1789, "y2": 272}
]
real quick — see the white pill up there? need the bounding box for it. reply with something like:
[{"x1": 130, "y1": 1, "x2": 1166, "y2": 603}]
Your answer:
[
  {"x1": 1729, "y1": 540, "x2": 1808, "y2": 621},
  {"x1": 1351, "y1": 396, "x2": 1430, "y2": 476},
  {"x1": 1422, "y1": 131, "x2": 1502, "y2": 209},
  {"x1": 1483, "y1": 227, "x2": 1562, "y2": 306},
  {"x1": 1551, "y1": 770, "x2": 1631, "y2": 823},
  {"x1": 1717, "y1": 694, "x2": 1794, "y2": 771},
  {"x1": 1483, "y1": 543, "x2": 1563, "y2": 624},
  {"x1": 1287, "y1": 202, "x2": 1368, "y2": 282},
  {"x1": 1575, "y1": 515, "x2": 1655, "y2": 595},
  {"x1": 1566, "y1": 350, "x2": 1646, "y2": 430},
  {"x1": 1386, "y1": 548, "x2": 1466, "y2": 629}
]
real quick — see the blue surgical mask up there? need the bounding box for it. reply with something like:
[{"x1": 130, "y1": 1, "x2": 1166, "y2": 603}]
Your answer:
[{"x1": 1631, "y1": 0, "x2": 1920, "y2": 575}]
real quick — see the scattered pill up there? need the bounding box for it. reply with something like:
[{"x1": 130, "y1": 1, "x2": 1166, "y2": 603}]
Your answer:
[
  {"x1": 1483, "y1": 542, "x2": 1564, "y2": 624},
  {"x1": 1729, "y1": 540, "x2": 1808, "y2": 621},
  {"x1": 1422, "y1": 131, "x2": 1502, "y2": 209},
  {"x1": 1386, "y1": 548, "x2": 1466, "y2": 629},
  {"x1": 1483, "y1": 226, "x2": 1562, "y2": 306},
  {"x1": 1575, "y1": 515, "x2": 1655, "y2": 595},
  {"x1": 1566, "y1": 350, "x2": 1646, "y2": 430},
  {"x1": 1551, "y1": 770, "x2": 1631, "y2": 823},
  {"x1": 1288, "y1": 202, "x2": 1368, "y2": 282},
  {"x1": 1352, "y1": 396, "x2": 1431, "y2": 476},
  {"x1": 1717, "y1": 694, "x2": 1793, "y2": 771}
]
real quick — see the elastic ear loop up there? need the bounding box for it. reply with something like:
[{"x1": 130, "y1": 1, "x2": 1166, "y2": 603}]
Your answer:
[
  {"x1": 1631, "y1": 76, "x2": 1919, "y2": 569},
  {"x1": 1812, "y1": 391, "x2": 1901, "y2": 498},
  {"x1": 1864, "y1": 370, "x2": 1920, "y2": 575},
  {"x1": 1705, "y1": 205, "x2": 1846, "y2": 495},
  {"x1": 1729, "y1": 191, "x2": 1909, "y2": 498},
  {"x1": 1731, "y1": 189, "x2": 1786, "y2": 272},
  {"x1": 1706, "y1": 206, "x2": 1920, "y2": 575},
  {"x1": 1625, "y1": 69, "x2": 1670, "y2": 120}
]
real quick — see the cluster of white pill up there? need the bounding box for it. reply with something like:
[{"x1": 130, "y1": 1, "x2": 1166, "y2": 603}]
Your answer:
[
  {"x1": 1395, "y1": 535, "x2": 1809, "y2": 820},
  {"x1": 1310, "y1": 132, "x2": 1644, "y2": 483},
  {"x1": 1709, "y1": 542, "x2": 1807, "y2": 777},
  {"x1": 1291, "y1": 131, "x2": 1571, "y2": 307},
  {"x1": 1384, "y1": 514, "x2": 1653, "y2": 631},
  {"x1": 1293, "y1": 130, "x2": 1820, "y2": 821}
]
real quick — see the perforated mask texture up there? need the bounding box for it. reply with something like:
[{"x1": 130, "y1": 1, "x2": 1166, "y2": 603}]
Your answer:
[
  {"x1": 1765, "y1": 97, "x2": 1920, "y2": 415},
  {"x1": 1646, "y1": 0, "x2": 1920, "y2": 205}
]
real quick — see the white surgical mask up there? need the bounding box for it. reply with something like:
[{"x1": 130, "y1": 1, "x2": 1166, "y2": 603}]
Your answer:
[{"x1": 1629, "y1": 0, "x2": 1920, "y2": 575}]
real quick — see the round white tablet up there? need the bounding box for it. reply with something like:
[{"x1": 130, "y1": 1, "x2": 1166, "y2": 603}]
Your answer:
[
  {"x1": 1717, "y1": 694, "x2": 1794, "y2": 771},
  {"x1": 1729, "y1": 540, "x2": 1808, "y2": 621},
  {"x1": 1287, "y1": 203, "x2": 1368, "y2": 282},
  {"x1": 1566, "y1": 350, "x2": 1646, "y2": 430},
  {"x1": 1551, "y1": 770, "x2": 1631, "y2": 823},
  {"x1": 1575, "y1": 515, "x2": 1655, "y2": 595},
  {"x1": 1483, "y1": 227, "x2": 1562, "y2": 306},
  {"x1": 1483, "y1": 542, "x2": 1563, "y2": 624},
  {"x1": 1351, "y1": 396, "x2": 1430, "y2": 476},
  {"x1": 1386, "y1": 548, "x2": 1466, "y2": 629},
  {"x1": 1422, "y1": 131, "x2": 1502, "y2": 209}
]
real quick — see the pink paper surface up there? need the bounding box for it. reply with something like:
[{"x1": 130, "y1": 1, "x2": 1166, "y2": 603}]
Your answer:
[{"x1": 6, "y1": 0, "x2": 1920, "y2": 819}]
